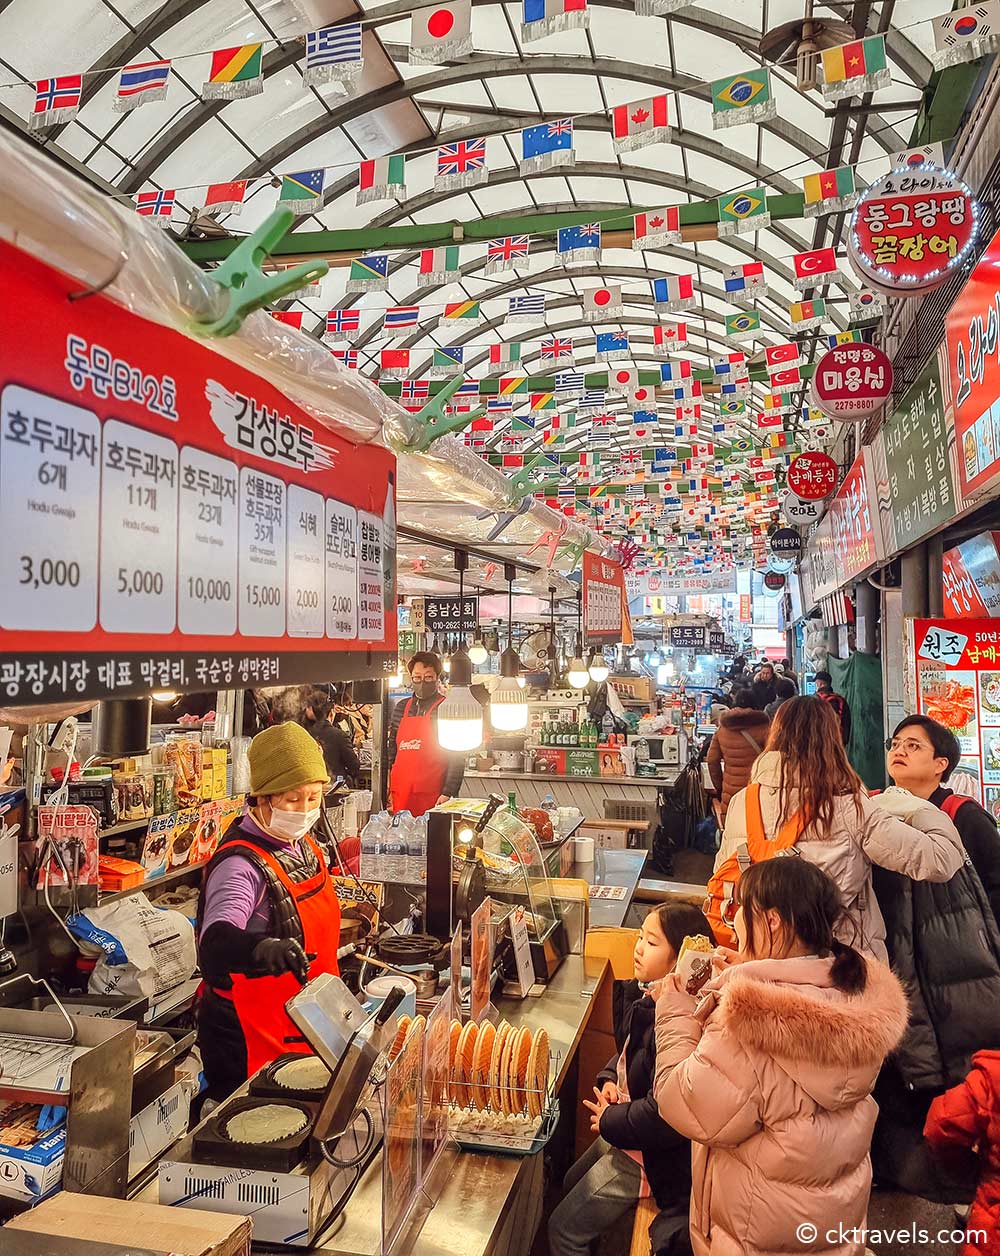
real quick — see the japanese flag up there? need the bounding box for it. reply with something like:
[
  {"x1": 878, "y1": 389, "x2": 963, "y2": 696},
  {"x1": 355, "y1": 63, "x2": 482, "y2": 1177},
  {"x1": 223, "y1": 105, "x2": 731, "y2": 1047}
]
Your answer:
[
  {"x1": 410, "y1": 0, "x2": 472, "y2": 60},
  {"x1": 608, "y1": 365, "x2": 638, "y2": 394}
]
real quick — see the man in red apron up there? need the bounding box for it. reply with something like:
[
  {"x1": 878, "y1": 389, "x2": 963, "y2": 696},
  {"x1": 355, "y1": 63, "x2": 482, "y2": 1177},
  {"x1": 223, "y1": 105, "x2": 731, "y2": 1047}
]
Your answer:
[
  {"x1": 197, "y1": 722, "x2": 341, "y2": 1100},
  {"x1": 388, "y1": 652, "x2": 465, "y2": 816}
]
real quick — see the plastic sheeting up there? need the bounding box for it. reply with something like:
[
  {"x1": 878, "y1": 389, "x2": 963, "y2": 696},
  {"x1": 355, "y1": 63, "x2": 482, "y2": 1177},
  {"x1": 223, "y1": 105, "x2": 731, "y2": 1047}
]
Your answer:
[
  {"x1": 0, "y1": 128, "x2": 598, "y2": 569},
  {"x1": 828, "y1": 651, "x2": 886, "y2": 791}
]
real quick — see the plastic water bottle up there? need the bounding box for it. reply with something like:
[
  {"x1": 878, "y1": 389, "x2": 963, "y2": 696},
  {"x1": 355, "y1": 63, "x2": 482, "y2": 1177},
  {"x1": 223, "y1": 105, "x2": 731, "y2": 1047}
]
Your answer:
[{"x1": 360, "y1": 812, "x2": 387, "y2": 880}]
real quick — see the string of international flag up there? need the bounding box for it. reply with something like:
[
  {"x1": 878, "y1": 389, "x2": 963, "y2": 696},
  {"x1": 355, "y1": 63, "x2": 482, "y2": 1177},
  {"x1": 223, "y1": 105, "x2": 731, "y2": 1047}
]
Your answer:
[{"x1": 20, "y1": 1, "x2": 987, "y2": 223}]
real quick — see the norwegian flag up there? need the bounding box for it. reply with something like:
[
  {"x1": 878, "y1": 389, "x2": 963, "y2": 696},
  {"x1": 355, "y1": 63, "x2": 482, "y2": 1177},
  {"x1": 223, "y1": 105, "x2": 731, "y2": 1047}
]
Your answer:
[
  {"x1": 765, "y1": 342, "x2": 801, "y2": 368},
  {"x1": 485, "y1": 235, "x2": 530, "y2": 275},
  {"x1": 331, "y1": 348, "x2": 358, "y2": 369},
  {"x1": 135, "y1": 189, "x2": 176, "y2": 225},
  {"x1": 401, "y1": 379, "x2": 431, "y2": 403},
  {"x1": 435, "y1": 137, "x2": 488, "y2": 191},
  {"x1": 325, "y1": 308, "x2": 361, "y2": 339},
  {"x1": 30, "y1": 75, "x2": 82, "y2": 130},
  {"x1": 653, "y1": 323, "x2": 688, "y2": 355}
]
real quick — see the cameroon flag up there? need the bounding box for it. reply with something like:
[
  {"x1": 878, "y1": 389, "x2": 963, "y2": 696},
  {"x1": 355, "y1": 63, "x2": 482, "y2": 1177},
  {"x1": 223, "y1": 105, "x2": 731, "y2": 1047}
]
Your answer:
[
  {"x1": 802, "y1": 165, "x2": 856, "y2": 216},
  {"x1": 203, "y1": 44, "x2": 263, "y2": 99},
  {"x1": 821, "y1": 35, "x2": 889, "y2": 98}
]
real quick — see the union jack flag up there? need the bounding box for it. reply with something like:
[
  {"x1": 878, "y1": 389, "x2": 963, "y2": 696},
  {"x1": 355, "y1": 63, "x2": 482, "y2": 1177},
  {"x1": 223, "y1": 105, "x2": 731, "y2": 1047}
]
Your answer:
[
  {"x1": 548, "y1": 118, "x2": 573, "y2": 137},
  {"x1": 619, "y1": 449, "x2": 643, "y2": 467},
  {"x1": 486, "y1": 236, "x2": 530, "y2": 274},
  {"x1": 541, "y1": 337, "x2": 574, "y2": 360},
  {"x1": 437, "y1": 138, "x2": 487, "y2": 177},
  {"x1": 325, "y1": 308, "x2": 360, "y2": 337}
]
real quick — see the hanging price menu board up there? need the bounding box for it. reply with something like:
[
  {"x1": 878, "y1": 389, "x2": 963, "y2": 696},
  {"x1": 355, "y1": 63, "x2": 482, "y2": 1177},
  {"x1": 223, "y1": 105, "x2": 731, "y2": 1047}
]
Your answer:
[
  {"x1": 909, "y1": 618, "x2": 1000, "y2": 812},
  {"x1": 582, "y1": 550, "x2": 625, "y2": 641},
  {"x1": 0, "y1": 240, "x2": 396, "y2": 704}
]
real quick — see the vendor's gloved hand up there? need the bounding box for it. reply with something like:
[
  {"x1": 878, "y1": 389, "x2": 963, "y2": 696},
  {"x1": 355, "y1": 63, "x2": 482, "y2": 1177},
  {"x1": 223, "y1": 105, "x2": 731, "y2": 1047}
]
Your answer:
[{"x1": 252, "y1": 937, "x2": 310, "y2": 984}]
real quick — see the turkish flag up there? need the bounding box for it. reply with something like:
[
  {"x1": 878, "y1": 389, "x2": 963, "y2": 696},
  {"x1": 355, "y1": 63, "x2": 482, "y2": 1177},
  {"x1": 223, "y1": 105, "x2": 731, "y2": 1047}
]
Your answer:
[
  {"x1": 769, "y1": 365, "x2": 802, "y2": 390},
  {"x1": 793, "y1": 247, "x2": 837, "y2": 280},
  {"x1": 765, "y1": 342, "x2": 799, "y2": 367}
]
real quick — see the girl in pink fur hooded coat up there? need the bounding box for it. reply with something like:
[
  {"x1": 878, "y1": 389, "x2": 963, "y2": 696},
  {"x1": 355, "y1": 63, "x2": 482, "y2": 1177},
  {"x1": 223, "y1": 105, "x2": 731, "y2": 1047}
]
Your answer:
[{"x1": 653, "y1": 858, "x2": 908, "y2": 1256}]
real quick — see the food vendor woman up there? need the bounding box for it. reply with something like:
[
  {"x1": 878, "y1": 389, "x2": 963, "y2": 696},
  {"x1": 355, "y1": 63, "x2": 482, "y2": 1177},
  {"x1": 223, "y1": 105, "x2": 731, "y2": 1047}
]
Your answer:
[
  {"x1": 387, "y1": 652, "x2": 465, "y2": 816},
  {"x1": 197, "y1": 722, "x2": 341, "y2": 1100}
]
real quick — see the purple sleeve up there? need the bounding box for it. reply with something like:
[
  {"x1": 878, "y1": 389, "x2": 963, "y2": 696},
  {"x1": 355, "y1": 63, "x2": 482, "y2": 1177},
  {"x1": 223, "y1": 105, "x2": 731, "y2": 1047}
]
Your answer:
[{"x1": 200, "y1": 855, "x2": 270, "y2": 938}]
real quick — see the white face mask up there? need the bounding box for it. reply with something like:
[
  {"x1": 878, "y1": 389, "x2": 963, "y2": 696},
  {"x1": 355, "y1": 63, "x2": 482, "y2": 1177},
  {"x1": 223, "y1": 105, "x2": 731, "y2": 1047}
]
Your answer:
[{"x1": 265, "y1": 806, "x2": 320, "y2": 841}]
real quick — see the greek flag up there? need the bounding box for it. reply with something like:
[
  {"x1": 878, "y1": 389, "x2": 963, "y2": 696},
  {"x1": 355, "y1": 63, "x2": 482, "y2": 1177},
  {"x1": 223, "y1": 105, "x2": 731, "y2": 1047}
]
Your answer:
[{"x1": 304, "y1": 23, "x2": 364, "y2": 85}]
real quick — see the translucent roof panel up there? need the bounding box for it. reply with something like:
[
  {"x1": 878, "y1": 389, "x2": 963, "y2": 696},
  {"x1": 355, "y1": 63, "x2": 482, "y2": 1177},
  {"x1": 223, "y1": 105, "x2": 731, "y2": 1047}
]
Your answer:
[{"x1": 0, "y1": 0, "x2": 937, "y2": 563}]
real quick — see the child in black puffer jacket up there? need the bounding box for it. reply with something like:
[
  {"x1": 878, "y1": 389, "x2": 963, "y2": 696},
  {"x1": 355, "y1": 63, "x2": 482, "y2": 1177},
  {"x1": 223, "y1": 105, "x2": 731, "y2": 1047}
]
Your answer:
[{"x1": 548, "y1": 903, "x2": 713, "y2": 1256}]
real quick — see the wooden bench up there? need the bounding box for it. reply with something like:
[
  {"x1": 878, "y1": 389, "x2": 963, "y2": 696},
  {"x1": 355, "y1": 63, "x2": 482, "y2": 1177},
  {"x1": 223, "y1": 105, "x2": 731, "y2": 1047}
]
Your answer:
[
  {"x1": 635, "y1": 877, "x2": 707, "y2": 907},
  {"x1": 629, "y1": 1196, "x2": 660, "y2": 1256}
]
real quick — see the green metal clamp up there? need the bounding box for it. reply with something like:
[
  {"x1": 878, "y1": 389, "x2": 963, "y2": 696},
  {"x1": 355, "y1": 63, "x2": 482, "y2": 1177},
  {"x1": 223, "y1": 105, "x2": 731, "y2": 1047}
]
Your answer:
[
  {"x1": 191, "y1": 209, "x2": 329, "y2": 339},
  {"x1": 402, "y1": 373, "x2": 487, "y2": 451},
  {"x1": 556, "y1": 539, "x2": 588, "y2": 568}
]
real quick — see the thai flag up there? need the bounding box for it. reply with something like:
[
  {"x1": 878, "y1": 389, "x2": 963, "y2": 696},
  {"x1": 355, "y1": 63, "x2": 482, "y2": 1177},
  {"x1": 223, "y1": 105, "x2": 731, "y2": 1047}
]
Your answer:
[
  {"x1": 116, "y1": 59, "x2": 171, "y2": 105},
  {"x1": 384, "y1": 306, "x2": 419, "y2": 331}
]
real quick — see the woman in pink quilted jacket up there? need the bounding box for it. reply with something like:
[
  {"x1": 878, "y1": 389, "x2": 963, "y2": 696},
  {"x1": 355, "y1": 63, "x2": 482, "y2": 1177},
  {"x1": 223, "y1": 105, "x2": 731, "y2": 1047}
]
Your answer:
[{"x1": 653, "y1": 858, "x2": 908, "y2": 1256}]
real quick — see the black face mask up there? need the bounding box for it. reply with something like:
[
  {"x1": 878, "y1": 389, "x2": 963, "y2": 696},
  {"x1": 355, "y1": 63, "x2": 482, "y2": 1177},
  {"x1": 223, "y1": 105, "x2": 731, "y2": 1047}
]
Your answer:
[{"x1": 412, "y1": 680, "x2": 438, "y2": 699}]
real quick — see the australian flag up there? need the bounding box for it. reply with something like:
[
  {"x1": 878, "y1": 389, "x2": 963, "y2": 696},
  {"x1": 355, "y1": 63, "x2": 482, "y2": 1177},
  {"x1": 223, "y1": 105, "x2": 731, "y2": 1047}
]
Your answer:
[
  {"x1": 521, "y1": 119, "x2": 575, "y2": 172},
  {"x1": 557, "y1": 223, "x2": 601, "y2": 263}
]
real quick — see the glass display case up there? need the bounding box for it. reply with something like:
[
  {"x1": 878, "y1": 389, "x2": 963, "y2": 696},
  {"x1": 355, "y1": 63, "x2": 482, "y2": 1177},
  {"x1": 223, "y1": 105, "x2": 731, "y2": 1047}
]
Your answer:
[{"x1": 425, "y1": 797, "x2": 569, "y2": 982}]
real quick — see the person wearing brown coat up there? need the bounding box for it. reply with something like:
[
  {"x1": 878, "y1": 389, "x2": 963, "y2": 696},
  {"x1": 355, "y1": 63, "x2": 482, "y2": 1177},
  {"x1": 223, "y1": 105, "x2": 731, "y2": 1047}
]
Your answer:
[{"x1": 706, "y1": 690, "x2": 769, "y2": 822}]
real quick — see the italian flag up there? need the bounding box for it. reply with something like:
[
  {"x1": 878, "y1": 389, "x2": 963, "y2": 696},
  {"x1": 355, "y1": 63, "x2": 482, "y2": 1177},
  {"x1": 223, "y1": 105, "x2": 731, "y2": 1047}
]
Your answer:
[{"x1": 358, "y1": 155, "x2": 406, "y2": 203}]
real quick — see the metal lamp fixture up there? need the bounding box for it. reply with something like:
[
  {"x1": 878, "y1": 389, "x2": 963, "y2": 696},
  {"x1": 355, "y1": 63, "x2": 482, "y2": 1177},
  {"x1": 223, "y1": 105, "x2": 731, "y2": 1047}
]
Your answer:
[
  {"x1": 437, "y1": 551, "x2": 483, "y2": 752},
  {"x1": 566, "y1": 589, "x2": 589, "y2": 690},
  {"x1": 491, "y1": 563, "x2": 527, "y2": 731}
]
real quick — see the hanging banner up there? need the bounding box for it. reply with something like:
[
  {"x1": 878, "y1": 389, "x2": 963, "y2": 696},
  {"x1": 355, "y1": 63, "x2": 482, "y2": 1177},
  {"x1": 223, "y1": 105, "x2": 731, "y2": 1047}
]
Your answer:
[
  {"x1": 942, "y1": 532, "x2": 1000, "y2": 619},
  {"x1": 870, "y1": 347, "x2": 958, "y2": 556},
  {"x1": 946, "y1": 225, "x2": 1000, "y2": 503},
  {"x1": 825, "y1": 448, "x2": 885, "y2": 582},
  {"x1": 848, "y1": 166, "x2": 979, "y2": 297},
  {"x1": 0, "y1": 240, "x2": 397, "y2": 705},
  {"x1": 423, "y1": 596, "x2": 479, "y2": 634},
  {"x1": 583, "y1": 551, "x2": 625, "y2": 641},
  {"x1": 908, "y1": 617, "x2": 1000, "y2": 810},
  {"x1": 810, "y1": 342, "x2": 893, "y2": 423}
]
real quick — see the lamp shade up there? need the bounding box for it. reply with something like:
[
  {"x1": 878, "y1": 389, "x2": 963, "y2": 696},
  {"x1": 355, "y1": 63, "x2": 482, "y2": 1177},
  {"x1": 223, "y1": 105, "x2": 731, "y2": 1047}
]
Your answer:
[
  {"x1": 490, "y1": 676, "x2": 528, "y2": 731},
  {"x1": 566, "y1": 658, "x2": 589, "y2": 689},
  {"x1": 92, "y1": 698, "x2": 151, "y2": 757},
  {"x1": 437, "y1": 685, "x2": 483, "y2": 752},
  {"x1": 587, "y1": 651, "x2": 610, "y2": 683},
  {"x1": 468, "y1": 638, "x2": 488, "y2": 666}
]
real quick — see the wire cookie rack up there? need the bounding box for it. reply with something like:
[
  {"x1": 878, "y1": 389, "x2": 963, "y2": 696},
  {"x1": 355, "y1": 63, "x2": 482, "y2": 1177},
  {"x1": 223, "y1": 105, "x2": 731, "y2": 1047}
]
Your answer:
[{"x1": 448, "y1": 1050, "x2": 561, "y2": 1155}]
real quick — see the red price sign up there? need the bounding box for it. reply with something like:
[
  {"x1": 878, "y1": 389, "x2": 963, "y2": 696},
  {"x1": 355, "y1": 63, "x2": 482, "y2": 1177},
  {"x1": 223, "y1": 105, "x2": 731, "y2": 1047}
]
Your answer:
[
  {"x1": 787, "y1": 451, "x2": 838, "y2": 500},
  {"x1": 810, "y1": 343, "x2": 893, "y2": 423},
  {"x1": 848, "y1": 168, "x2": 978, "y2": 296}
]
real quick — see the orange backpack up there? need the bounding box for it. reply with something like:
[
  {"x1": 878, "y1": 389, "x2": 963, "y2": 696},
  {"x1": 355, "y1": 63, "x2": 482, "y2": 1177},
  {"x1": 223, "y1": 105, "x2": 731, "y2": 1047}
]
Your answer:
[{"x1": 704, "y1": 782, "x2": 805, "y2": 949}]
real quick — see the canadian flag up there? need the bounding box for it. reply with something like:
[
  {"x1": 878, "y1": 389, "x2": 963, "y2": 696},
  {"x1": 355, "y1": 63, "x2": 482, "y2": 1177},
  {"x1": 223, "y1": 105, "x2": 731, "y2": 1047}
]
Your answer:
[{"x1": 612, "y1": 95, "x2": 670, "y2": 146}]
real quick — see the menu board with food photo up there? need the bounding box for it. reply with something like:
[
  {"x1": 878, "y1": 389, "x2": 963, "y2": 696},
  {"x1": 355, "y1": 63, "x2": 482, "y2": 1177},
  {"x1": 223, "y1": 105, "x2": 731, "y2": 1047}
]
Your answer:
[
  {"x1": 381, "y1": 1014, "x2": 424, "y2": 1253},
  {"x1": 910, "y1": 619, "x2": 1000, "y2": 805}
]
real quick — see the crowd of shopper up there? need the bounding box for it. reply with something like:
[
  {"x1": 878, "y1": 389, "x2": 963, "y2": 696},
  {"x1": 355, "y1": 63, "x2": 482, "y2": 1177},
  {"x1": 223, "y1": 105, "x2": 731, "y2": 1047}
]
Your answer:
[{"x1": 550, "y1": 691, "x2": 1000, "y2": 1256}]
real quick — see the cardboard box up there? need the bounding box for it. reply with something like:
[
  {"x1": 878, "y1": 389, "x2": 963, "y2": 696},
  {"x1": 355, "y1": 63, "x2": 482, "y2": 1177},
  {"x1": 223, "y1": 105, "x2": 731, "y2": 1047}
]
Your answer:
[
  {"x1": 0, "y1": 1125, "x2": 64, "y2": 1201},
  {"x1": 128, "y1": 1079, "x2": 191, "y2": 1180},
  {"x1": 6, "y1": 1192, "x2": 252, "y2": 1256},
  {"x1": 565, "y1": 750, "x2": 598, "y2": 777},
  {"x1": 598, "y1": 749, "x2": 625, "y2": 778},
  {"x1": 531, "y1": 748, "x2": 565, "y2": 775},
  {"x1": 581, "y1": 821, "x2": 629, "y2": 851}
]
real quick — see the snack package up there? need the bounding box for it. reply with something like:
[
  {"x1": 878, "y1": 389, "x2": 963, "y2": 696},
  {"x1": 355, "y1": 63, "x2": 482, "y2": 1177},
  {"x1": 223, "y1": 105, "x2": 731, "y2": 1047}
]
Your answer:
[
  {"x1": 162, "y1": 737, "x2": 202, "y2": 809},
  {"x1": 675, "y1": 934, "x2": 715, "y2": 995}
]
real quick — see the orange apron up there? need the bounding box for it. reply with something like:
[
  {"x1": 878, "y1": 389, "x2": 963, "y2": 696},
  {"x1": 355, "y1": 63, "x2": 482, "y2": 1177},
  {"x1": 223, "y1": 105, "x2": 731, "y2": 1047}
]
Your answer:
[
  {"x1": 211, "y1": 834, "x2": 341, "y2": 1077},
  {"x1": 389, "y1": 695, "x2": 449, "y2": 816}
]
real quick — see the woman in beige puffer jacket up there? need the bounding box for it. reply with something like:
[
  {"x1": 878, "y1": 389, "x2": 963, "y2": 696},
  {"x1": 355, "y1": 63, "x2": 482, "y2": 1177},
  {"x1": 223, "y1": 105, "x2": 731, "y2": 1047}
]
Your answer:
[
  {"x1": 654, "y1": 858, "x2": 909, "y2": 1256},
  {"x1": 716, "y1": 697, "x2": 963, "y2": 962}
]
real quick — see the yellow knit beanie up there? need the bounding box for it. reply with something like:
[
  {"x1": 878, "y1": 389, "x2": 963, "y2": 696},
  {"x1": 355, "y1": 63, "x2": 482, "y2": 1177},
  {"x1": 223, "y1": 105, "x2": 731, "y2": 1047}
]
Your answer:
[{"x1": 249, "y1": 721, "x2": 330, "y2": 796}]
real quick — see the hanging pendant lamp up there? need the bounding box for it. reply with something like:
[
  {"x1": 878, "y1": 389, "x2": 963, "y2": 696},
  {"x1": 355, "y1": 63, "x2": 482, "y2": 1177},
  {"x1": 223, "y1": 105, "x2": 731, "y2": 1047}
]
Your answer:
[
  {"x1": 438, "y1": 551, "x2": 483, "y2": 752},
  {"x1": 491, "y1": 562, "x2": 527, "y2": 731}
]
